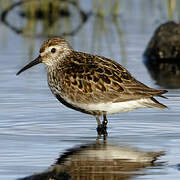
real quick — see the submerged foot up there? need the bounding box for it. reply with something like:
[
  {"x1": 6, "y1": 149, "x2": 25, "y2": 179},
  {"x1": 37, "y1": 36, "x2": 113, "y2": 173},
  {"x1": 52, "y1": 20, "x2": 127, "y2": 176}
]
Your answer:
[
  {"x1": 96, "y1": 114, "x2": 108, "y2": 137},
  {"x1": 97, "y1": 124, "x2": 108, "y2": 136}
]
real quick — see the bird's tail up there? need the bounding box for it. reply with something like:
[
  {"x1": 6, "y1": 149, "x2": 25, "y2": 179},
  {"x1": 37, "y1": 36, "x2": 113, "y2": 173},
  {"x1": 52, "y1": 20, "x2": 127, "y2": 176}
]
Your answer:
[{"x1": 141, "y1": 97, "x2": 167, "y2": 109}]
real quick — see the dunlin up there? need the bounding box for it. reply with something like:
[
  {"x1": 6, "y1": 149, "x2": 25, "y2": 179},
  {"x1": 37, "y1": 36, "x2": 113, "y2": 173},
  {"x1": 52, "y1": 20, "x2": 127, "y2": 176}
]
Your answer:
[{"x1": 17, "y1": 38, "x2": 167, "y2": 135}]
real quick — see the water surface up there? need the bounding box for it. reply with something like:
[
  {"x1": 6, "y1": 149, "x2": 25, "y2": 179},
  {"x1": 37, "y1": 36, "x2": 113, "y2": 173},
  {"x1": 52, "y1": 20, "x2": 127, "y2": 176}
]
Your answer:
[{"x1": 0, "y1": 0, "x2": 180, "y2": 179}]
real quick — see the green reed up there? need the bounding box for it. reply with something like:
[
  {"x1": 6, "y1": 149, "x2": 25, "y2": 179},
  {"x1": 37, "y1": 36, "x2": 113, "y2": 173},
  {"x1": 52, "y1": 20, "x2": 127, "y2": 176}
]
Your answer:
[{"x1": 166, "y1": 0, "x2": 176, "y2": 20}]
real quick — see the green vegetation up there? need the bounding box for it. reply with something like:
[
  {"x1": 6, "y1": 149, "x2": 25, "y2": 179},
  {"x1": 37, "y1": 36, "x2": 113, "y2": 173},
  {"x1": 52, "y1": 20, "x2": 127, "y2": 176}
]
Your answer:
[{"x1": 0, "y1": 0, "x2": 179, "y2": 61}]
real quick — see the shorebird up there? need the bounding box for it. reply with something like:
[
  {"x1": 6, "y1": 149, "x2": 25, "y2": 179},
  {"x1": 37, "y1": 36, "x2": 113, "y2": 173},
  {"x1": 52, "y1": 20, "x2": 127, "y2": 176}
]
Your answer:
[{"x1": 17, "y1": 37, "x2": 167, "y2": 135}]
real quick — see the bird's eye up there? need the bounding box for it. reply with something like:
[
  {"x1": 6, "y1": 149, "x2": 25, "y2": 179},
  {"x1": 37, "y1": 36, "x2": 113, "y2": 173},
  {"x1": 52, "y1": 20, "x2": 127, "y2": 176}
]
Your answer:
[{"x1": 51, "y1": 48, "x2": 56, "y2": 53}]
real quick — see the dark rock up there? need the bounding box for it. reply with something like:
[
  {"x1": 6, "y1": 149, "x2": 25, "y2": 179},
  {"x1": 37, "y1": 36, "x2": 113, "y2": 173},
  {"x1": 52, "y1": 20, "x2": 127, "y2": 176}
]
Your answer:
[
  {"x1": 144, "y1": 21, "x2": 180, "y2": 60},
  {"x1": 144, "y1": 21, "x2": 180, "y2": 88}
]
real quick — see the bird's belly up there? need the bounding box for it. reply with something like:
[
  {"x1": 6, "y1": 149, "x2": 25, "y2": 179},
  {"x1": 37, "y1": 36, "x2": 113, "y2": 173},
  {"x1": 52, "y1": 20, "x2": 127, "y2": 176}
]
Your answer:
[
  {"x1": 49, "y1": 81, "x2": 152, "y2": 115},
  {"x1": 77, "y1": 99, "x2": 151, "y2": 114}
]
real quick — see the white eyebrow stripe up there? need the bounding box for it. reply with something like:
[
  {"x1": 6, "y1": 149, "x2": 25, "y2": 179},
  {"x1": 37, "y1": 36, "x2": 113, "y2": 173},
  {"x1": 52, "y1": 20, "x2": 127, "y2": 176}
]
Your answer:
[{"x1": 40, "y1": 45, "x2": 59, "y2": 56}]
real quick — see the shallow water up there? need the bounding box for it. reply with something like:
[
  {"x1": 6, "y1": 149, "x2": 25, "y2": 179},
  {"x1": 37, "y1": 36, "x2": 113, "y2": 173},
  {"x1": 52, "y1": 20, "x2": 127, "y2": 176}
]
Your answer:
[{"x1": 0, "y1": 0, "x2": 180, "y2": 179}]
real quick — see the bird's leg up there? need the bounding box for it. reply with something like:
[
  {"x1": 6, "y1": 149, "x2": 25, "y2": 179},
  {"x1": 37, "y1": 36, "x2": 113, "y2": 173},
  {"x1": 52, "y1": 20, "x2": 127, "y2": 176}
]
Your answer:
[
  {"x1": 96, "y1": 116, "x2": 102, "y2": 135},
  {"x1": 102, "y1": 114, "x2": 108, "y2": 127},
  {"x1": 96, "y1": 115, "x2": 101, "y2": 126},
  {"x1": 96, "y1": 115, "x2": 108, "y2": 136},
  {"x1": 102, "y1": 114, "x2": 108, "y2": 137}
]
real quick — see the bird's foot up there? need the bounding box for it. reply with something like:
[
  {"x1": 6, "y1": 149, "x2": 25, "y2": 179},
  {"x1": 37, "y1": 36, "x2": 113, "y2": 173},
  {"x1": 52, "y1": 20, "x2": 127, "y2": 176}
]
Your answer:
[
  {"x1": 102, "y1": 118, "x2": 108, "y2": 126},
  {"x1": 97, "y1": 124, "x2": 108, "y2": 137}
]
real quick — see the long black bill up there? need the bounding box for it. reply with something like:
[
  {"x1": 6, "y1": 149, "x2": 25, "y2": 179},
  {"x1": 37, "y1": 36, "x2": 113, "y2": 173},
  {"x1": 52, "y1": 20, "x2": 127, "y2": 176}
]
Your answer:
[{"x1": 16, "y1": 56, "x2": 41, "y2": 75}]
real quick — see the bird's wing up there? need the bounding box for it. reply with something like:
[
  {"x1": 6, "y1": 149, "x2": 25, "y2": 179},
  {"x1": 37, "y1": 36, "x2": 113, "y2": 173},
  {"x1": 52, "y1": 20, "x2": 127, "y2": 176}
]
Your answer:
[{"x1": 62, "y1": 52, "x2": 167, "y2": 104}]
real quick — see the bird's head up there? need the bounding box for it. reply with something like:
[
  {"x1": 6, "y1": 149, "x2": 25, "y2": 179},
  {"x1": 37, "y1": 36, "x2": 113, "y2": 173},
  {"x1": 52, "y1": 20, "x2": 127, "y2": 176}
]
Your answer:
[{"x1": 16, "y1": 37, "x2": 73, "y2": 75}]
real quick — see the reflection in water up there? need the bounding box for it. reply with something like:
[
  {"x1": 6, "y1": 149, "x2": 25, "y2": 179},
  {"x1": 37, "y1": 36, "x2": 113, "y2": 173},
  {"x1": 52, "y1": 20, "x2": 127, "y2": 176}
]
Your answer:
[
  {"x1": 18, "y1": 138, "x2": 164, "y2": 180},
  {"x1": 0, "y1": 0, "x2": 127, "y2": 66},
  {"x1": 176, "y1": 164, "x2": 180, "y2": 171},
  {"x1": 1, "y1": 1, "x2": 178, "y2": 179},
  {"x1": 1, "y1": 0, "x2": 90, "y2": 37},
  {"x1": 144, "y1": 58, "x2": 180, "y2": 89},
  {"x1": 91, "y1": 15, "x2": 127, "y2": 64}
]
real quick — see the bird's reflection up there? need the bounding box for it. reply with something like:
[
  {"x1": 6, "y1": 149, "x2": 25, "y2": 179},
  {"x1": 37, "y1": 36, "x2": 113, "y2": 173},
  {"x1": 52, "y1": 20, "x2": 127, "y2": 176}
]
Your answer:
[{"x1": 18, "y1": 136, "x2": 164, "y2": 180}]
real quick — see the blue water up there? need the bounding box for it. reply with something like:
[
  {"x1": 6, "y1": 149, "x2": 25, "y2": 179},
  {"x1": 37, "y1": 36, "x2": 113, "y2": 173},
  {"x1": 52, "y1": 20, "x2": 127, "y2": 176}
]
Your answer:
[{"x1": 0, "y1": 0, "x2": 180, "y2": 179}]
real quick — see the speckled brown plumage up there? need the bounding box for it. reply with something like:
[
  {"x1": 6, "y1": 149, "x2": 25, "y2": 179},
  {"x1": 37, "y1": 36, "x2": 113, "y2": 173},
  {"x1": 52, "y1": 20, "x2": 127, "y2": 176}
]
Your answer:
[
  {"x1": 48, "y1": 51, "x2": 166, "y2": 105},
  {"x1": 17, "y1": 37, "x2": 168, "y2": 135}
]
